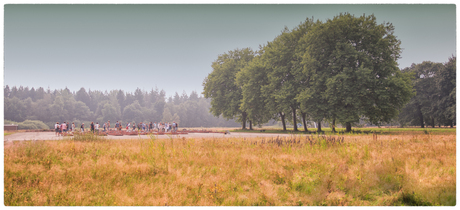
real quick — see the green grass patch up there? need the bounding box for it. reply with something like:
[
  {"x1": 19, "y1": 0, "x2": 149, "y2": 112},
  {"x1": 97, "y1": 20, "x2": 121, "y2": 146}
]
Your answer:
[{"x1": 230, "y1": 127, "x2": 455, "y2": 135}]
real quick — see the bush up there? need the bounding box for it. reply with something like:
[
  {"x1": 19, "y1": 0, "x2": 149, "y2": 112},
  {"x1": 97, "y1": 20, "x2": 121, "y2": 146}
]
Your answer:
[
  {"x1": 15, "y1": 120, "x2": 50, "y2": 130},
  {"x1": 4, "y1": 120, "x2": 17, "y2": 125}
]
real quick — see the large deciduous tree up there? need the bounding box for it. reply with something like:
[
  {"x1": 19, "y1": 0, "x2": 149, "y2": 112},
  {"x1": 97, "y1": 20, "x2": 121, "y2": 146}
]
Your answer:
[
  {"x1": 263, "y1": 21, "x2": 315, "y2": 132},
  {"x1": 236, "y1": 55, "x2": 273, "y2": 127},
  {"x1": 300, "y1": 13, "x2": 413, "y2": 132},
  {"x1": 202, "y1": 48, "x2": 255, "y2": 129}
]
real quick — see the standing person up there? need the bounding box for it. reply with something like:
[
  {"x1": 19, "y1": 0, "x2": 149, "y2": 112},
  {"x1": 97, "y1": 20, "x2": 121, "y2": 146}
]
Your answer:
[
  {"x1": 60, "y1": 122, "x2": 66, "y2": 136},
  {"x1": 149, "y1": 122, "x2": 153, "y2": 132},
  {"x1": 176, "y1": 122, "x2": 178, "y2": 131},
  {"x1": 62, "y1": 122, "x2": 67, "y2": 133},
  {"x1": 95, "y1": 122, "x2": 99, "y2": 133},
  {"x1": 126, "y1": 122, "x2": 130, "y2": 130},
  {"x1": 142, "y1": 122, "x2": 146, "y2": 131},
  {"x1": 81, "y1": 123, "x2": 85, "y2": 132},
  {"x1": 107, "y1": 120, "x2": 111, "y2": 131},
  {"x1": 137, "y1": 122, "x2": 141, "y2": 131},
  {"x1": 103, "y1": 123, "x2": 106, "y2": 132},
  {"x1": 90, "y1": 122, "x2": 95, "y2": 133},
  {"x1": 172, "y1": 121, "x2": 176, "y2": 132},
  {"x1": 55, "y1": 122, "x2": 60, "y2": 136},
  {"x1": 72, "y1": 122, "x2": 75, "y2": 132},
  {"x1": 153, "y1": 122, "x2": 157, "y2": 131},
  {"x1": 132, "y1": 122, "x2": 136, "y2": 131}
]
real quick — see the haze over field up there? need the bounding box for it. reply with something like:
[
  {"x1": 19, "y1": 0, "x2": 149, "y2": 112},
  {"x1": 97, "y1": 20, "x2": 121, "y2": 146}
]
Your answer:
[{"x1": 3, "y1": 4, "x2": 456, "y2": 96}]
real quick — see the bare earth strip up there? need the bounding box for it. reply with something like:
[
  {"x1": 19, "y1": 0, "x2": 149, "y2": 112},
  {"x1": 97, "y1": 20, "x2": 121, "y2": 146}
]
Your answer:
[{"x1": 4, "y1": 131, "x2": 298, "y2": 141}]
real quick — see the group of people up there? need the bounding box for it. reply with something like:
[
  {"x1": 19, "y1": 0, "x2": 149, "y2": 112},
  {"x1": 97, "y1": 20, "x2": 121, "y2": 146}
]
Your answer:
[
  {"x1": 122, "y1": 121, "x2": 179, "y2": 132},
  {"x1": 54, "y1": 121, "x2": 76, "y2": 136},
  {"x1": 54, "y1": 120, "x2": 179, "y2": 136}
]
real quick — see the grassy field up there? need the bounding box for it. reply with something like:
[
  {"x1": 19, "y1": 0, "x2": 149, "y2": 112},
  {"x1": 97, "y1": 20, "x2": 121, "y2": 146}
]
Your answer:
[
  {"x1": 231, "y1": 127, "x2": 456, "y2": 135},
  {"x1": 4, "y1": 131, "x2": 15, "y2": 136},
  {"x1": 4, "y1": 132, "x2": 456, "y2": 206}
]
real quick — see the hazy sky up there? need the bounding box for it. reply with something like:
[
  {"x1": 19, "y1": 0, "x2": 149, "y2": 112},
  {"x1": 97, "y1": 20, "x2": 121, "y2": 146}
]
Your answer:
[{"x1": 3, "y1": 4, "x2": 456, "y2": 97}]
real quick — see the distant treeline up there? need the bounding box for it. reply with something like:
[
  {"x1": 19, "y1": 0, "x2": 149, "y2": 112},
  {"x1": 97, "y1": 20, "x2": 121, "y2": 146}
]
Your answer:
[
  {"x1": 3, "y1": 86, "x2": 241, "y2": 129},
  {"x1": 398, "y1": 57, "x2": 456, "y2": 128}
]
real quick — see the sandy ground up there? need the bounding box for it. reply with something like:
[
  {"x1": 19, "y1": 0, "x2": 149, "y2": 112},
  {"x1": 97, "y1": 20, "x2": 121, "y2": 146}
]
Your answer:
[{"x1": 4, "y1": 131, "x2": 299, "y2": 142}]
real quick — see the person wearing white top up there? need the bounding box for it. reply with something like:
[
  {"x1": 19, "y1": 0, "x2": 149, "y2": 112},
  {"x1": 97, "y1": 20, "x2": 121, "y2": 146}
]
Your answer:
[
  {"x1": 55, "y1": 122, "x2": 60, "y2": 136},
  {"x1": 95, "y1": 122, "x2": 99, "y2": 133}
]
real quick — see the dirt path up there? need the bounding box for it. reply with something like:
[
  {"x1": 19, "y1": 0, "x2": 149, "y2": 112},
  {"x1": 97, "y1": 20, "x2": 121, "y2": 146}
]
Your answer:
[{"x1": 3, "y1": 131, "x2": 300, "y2": 142}]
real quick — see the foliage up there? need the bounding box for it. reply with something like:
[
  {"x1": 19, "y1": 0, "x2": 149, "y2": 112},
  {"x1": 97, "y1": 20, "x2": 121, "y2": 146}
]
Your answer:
[
  {"x1": 4, "y1": 86, "x2": 241, "y2": 129},
  {"x1": 299, "y1": 13, "x2": 413, "y2": 132},
  {"x1": 202, "y1": 48, "x2": 256, "y2": 129},
  {"x1": 236, "y1": 56, "x2": 272, "y2": 126},
  {"x1": 206, "y1": 13, "x2": 423, "y2": 132},
  {"x1": 398, "y1": 57, "x2": 456, "y2": 128},
  {"x1": 5, "y1": 119, "x2": 50, "y2": 130}
]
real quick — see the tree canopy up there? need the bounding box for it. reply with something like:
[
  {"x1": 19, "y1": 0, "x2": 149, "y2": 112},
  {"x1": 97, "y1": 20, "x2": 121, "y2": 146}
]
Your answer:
[
  {"x1": 202, "y1": 48, "x2": 255, "y2": 129},
  {"x1": 204, "y1": 13, "x2": 425, "y2": 132}
]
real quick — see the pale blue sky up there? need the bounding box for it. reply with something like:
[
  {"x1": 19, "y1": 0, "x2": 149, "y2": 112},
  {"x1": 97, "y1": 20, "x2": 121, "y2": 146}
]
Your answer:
[{"x1": 3, "y1": 4, "x2": 456, "y2": 96}]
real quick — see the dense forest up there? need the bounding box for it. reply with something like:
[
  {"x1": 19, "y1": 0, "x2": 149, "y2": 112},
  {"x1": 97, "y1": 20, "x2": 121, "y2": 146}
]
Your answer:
[
  {"x1": 3, "y1": 87, "x2": 241, "y2": 129},
  {"x1": 203, "y1": 13, "x2": 456, "y2": 131},
  {"x1": 398, "y1": 57, "x2": 456, "y2": 128}
]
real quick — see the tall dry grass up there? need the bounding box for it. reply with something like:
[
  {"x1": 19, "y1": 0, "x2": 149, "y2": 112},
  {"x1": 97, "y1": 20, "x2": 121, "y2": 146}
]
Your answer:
[{"x1": 4, "y1": 133, "x2": 456, "y2": 206}]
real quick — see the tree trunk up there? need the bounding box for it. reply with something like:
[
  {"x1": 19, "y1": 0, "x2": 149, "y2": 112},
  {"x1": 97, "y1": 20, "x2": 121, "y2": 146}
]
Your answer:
[
  {"x1": 280, "y1": 112, "x2": 286, "y2": 131},
  {"x1": 241, "y1": 112, "x2": 247, "y2": 130},
  {"x1": 317, "y1": 120, "x2": 322, "y2": 132},
  {"x1": 450, "y1": 120, "x2": 453, "y2": 128},
  {"x1": 301, "y1": 112, "x2": 308, "y2": 132},
  {"x1": 417, "y1": 105, "x2": 424, "y2": 128},
  {"x1": 292, "y1": 106, "x2": 298, "y2": 132},
  {"x1": 431, "y1": 118, "x2": 435, "y2": 128},
  {"x1": 249, "y1": 120, "x2": 253, "y2": 130},
  {"x1": 346, "y1": 122, "x2": 352, "y2": 132},
  {"x1": 332, "y1": 118, "x2": 336, "y2": 132}
]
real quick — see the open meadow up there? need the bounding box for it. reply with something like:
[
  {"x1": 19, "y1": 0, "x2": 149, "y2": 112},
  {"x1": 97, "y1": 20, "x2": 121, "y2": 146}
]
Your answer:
[{"x1": 3, "y1": 131, "x2": 456, "y2": 206}]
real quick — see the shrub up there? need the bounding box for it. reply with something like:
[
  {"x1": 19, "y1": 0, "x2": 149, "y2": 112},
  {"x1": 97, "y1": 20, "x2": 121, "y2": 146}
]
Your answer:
[
  {"x1": 5, "y1": 119, "x2": 50, "y2": 130},
  {"x1": 17, "y1": 120, "x2": 50, "y2": 130}
]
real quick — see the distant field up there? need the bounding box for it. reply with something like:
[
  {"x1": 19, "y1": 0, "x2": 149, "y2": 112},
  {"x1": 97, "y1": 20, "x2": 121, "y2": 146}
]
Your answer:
[{"x1": 4, "y1": 131, "x2": 455, "y2": 206}]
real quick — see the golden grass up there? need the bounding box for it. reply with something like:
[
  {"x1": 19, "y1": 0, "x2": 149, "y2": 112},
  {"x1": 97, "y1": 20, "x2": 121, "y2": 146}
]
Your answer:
[{"x1": 4, "y1": 133, "x2": 456, "y2": 206}]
